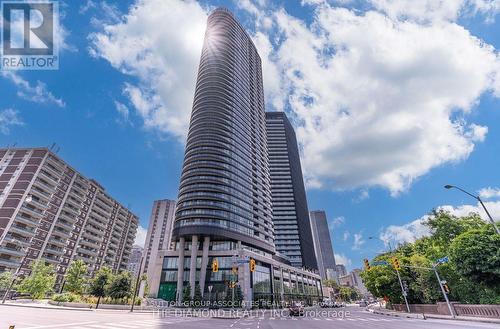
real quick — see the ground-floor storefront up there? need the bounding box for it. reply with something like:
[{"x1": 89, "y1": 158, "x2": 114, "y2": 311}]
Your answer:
[{"x1": 147, "y1": 236, "x2": 322, "y2": 307}]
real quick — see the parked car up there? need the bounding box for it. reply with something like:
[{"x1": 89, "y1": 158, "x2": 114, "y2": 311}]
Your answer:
[
  {"x1": 289, "y1": 302, "x2": 305, "y2": 316},
  {"x1": 358, "y1": 300, "x2": 368, "y2": 307}
]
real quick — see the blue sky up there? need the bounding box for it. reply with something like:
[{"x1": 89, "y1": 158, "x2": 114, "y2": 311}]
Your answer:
[{"x1": 1, "y1": 0, "x2": 500, "y2": 271}]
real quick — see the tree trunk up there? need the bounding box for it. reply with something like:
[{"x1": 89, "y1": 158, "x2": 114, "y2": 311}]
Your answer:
[{"x1": 96, "y1": 296, "x2": 101, "y2": 309}]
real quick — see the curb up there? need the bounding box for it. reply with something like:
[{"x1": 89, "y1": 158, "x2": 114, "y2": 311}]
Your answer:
[
  {"x1": 0, "y1": 303, "x2": 95, "y2": 312},
  {"x1": 370, "y1": 308, "x2": 500, "y2": 324}
]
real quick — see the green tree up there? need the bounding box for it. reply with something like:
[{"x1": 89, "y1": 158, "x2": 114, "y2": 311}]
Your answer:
[
  {"x1": 64, "y1": 259, "x2": 88, "y2": 294},
  {"x1": 182, "y1": 283, "x2": 192, "y2": 304},
  {"x1": 16, "y1": 260, "x2": 56, "y2": 300},
  {"x1": 322, "y1": 279, "x2": 339, "y2": 289},
  {"x1": 107, "y1": 271, "x2": 132, "y2": 301},
  {"x1": 193, "y1": 284, "x2": 202, "y2": 305},
  {"x1": 0, "y1": 271, "x2": 13, "y2": 291},
  {"x1": 89, "y1": 267, "x2": 112, "y2": 309},
  {"x1": 450, "y1": 226, "x2": 500, "y2": 286}
]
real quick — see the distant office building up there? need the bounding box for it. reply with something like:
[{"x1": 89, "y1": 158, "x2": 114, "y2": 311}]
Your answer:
[
  {"x1": 310, "y1": 210, "x2": 337, "y2": 281},
  {"x1": 339, "y1": 268, "x2": 369, "y2": 297},
  {"x1": 336, "y1": 264, "x2": 347, "y2": 277},
  {"x1": 266, "y1": 112, "x2": 317, "y2": 270},
  {"x1": 0, "y1": 147, "x2": 138, "y2": 290},
  {"x1": 127, "y1": 245, "x2": 143, "y2": 278},
  {"x1": 141, "y1": 199, "x2": 175, "y2": 283}
]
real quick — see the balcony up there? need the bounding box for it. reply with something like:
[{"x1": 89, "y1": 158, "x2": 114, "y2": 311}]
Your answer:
[
  {"x1": 84, "y1": 225, "x2": 103, "y2": 236},
  {"x1": 19, "y1": 205, "x2": 44, "y2": 219},
  {"x1": 59, "y1": 212, "x2": 77, "y2": 223},
  {"x1": 79, "y1": 238, "x2": 100, "y2": 250},
  {"x1": 15, "y1": 214, "x2": 40, "y2": 227},
  {"x1": 39, "y1": 170, "x2": 59, "y2": 186},
  {"x1": 0, "y1": 257, "x2": 21, "y2": 268},
  {"x1": 65, "y1": 197, "x2": 82, "y2": 210},
  {"x1": 9, "y1": 225, "x2": 35, "y2": 237},
  {"x1": 55, "y1": 220, "x2": 74, "y2": 231},
  {"x1": 77, "y1": 247, "x2": 97, "y2": 258},
  {"x1": 42, "y1": 254, "x2": 60, "y2": 264},
  {"x1": 45, "y1": 244, "x2": 64, "y2": 255},
  {"x1": 87, "y1": 216, "x2": 107, "y2": 231},
  {"x1": 51, "y1": 228, "x2": 71, "y2": 239},
  {"x1": 33, "y1": 178, "x2": 56, "y2": 191},
  {"x1": 49, "y1": 237, "x2": 67, "y2": 247},
  {"x1": 29, "y1": 188, "x2": 51, "y2": 202},
  {"x1": 0, "y1": 246, "x2": 26, "y2": 257},
  {"x1": 63, "y1": 205, "x2": 79, "y2": 218},
  {"x1": 3, "y1": 234, "x2": 30, "y2": 247},
  {"x1": 42, "y1": 163, "x2": 63, "y2": 178},
  {"x1": 46, "y1": 157, "x2": 65, "y2": 173}
]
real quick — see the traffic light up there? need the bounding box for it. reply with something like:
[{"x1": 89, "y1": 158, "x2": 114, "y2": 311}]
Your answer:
[
  {"x1": 392, "y1": 257, "x2": 401, "y2": 270},
  {"x1": 363, "y1": 258, "x2": 371, "y2": 271},
  {"x1": 249, "y1": 258, "x2": 256, "y2": 272},
  {"x1": 212, "y1": 258, "x2": 219, "y2": 272},
  {"x1": 442, "y1": 281, "x2": 450, "y2": 294}
]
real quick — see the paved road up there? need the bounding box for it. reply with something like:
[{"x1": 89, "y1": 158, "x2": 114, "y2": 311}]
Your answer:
[{"x1": 0, "y1": 305, "x2": 497, "y2": 329}]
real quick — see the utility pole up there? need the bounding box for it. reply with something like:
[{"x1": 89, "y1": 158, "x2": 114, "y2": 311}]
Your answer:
[
  {"x1": 433, "y1": 265, "x2": 455, "y2": 318},
  {"x1": 130, "y1": 257, "x2": 144, "y2": 312},
  {"x1": 395, "y1": 269, "x2": 410, "y2": 313}
]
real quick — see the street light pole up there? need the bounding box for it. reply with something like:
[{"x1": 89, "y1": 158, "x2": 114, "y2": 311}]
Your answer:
[
  {"x1": 444, "y1": 185, "x2": 500, "y2": 234},
  {"x1": 130, "y1": 256, "x2": 144, "y2": 312}
]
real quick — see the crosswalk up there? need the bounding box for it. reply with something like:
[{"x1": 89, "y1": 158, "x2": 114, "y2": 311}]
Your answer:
[{"x1": 21, "y1": 317, "x2": 202, "y2": 329}]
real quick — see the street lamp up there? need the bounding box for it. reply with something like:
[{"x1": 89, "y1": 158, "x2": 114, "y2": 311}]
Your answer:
[{"x1": 444, "y1": 185, "x2": 500, "y2": 234}]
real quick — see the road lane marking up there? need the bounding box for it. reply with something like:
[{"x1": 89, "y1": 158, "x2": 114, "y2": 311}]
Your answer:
[{"x1": 22, "y1": 322, "x2": 99, "y2": 329}]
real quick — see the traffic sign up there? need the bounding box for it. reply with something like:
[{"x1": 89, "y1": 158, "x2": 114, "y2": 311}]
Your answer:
[
  {"x1": 372, "y1": 260, "x2": 389, "y2": 266},
  {"x1": 435, "y1": 256, "x2": 449, "y2": 265}
]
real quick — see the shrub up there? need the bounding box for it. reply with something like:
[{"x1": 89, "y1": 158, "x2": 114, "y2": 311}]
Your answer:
[{"x1": 52, "y1": 292, "x2": 81, "y2": 303}]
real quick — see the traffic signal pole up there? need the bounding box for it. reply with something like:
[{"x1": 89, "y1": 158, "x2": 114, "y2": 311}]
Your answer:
[
  {"x1": 395, "y1": 269, "x2": 410, "y2": 313},
  {"x1": 433, "y1": 265, "x2": 455, "y2": 318}
]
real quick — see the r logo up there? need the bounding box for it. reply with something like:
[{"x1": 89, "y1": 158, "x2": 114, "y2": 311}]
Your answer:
[{"x1": 2, "y1": 2, "x2": 54, "y2": 55}]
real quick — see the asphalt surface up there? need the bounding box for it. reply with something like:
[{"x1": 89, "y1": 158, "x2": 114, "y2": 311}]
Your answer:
[{"x1": 0, "y1": 305, "x2": 497, "y2": 329}]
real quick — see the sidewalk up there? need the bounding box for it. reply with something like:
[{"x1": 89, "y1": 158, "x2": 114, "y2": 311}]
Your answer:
[
  {"x1": 0, "y1": 300, "x2": 156, "y2": 313},
  {"x1": 367, "y1": 305, "x2": 500, "y2": 324}
]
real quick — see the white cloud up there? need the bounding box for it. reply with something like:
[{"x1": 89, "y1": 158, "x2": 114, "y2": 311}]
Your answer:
[
  {"x1": 335, "y1": 253, "x2": 352, "y2": 268},
  {"x1": 134, "y1": 225, "x2": 147, "y2": 247},
  {"x1": 343, "y1": 230, "x2": 350, "y2": 241},
  {"x1": 250, "y1": 3, "x2": 500, "y2": 195},
  {"x1": 330, "y1": 216, "x2": 345, "y2": 227},
  {"x1": 0, "y1": 109, "x2": 24, "y2": 134},
  {"x1": 380, "y1": 218, "x2": 431, "y2": 245},
  {"x1": 380, "y1": 198, "x2": 500, "y2": 245},
  {"x1": 89, "y1": 0, "x2": 208, "y2": 142},
  {"x1": 352, "y1": 232, "x2": 365, "y2": 250},
  {"x1": 92, "y1": 1, "x2": 500, "y2": 196},
  {"x1": 353, "y1": 189, "x2": 370, "y2": 203},
  {"x1": 114, "y1": 100, "x2": 132, "y2": 126},
  {"x1": 478, "y1": 187, "x2": 500, "y2": 199},
  {"x1": 1, "y1": 72, "x2": 65, "y2": 108},
  {"x1": 0, "y1": 71, "x2": 66, "y2": 107}
]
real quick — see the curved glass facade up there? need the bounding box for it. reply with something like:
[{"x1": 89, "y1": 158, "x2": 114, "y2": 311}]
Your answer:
[{"x1": 173, "y1": 8, "x2": 274, "y2": 252}]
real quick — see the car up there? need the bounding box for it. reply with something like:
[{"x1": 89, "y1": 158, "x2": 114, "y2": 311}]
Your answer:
[
  {"x1": 288, "y1": 302, "x2": 305, "y2": 316},
  {"x1": 358, "y1": 300, "x2": 368, "y2": 307},
  {"x1": 320, "y1": 299, "x2": 335, "y2": 308}
]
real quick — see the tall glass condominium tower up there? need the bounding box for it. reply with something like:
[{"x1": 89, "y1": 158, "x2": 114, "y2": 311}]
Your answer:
[
  {"x1": 266, "y1": 112, "x2": 317, "y2": 270},
  {"x1": 172, "y1": 8, "x2": 274, "y2": 253}
]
